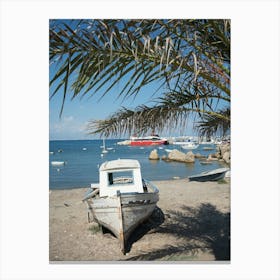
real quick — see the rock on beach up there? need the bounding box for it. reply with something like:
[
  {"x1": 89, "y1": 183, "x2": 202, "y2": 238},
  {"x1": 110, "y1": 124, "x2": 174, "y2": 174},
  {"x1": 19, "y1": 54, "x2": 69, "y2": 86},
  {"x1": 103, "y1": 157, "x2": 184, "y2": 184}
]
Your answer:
[
  {"x1": 222, "y1": 151, "x2": 230, "y2": 164},
  {"x1": 167, "y1": 149, "x2": 195, "y2": 163},
  {"x1": 149, "y1": 149, "x2": 160, "y2": 160},
  {"x1": 217, "y1": 143, "x2": 231, "y2": 164}
]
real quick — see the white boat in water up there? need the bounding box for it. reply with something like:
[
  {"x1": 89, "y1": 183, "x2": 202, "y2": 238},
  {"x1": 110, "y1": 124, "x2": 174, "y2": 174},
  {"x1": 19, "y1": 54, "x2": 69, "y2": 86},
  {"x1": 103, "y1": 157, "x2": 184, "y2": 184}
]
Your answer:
[
  {"x1": 173, "y1": 140, "x2": 199, "y2": 149},
  {"x1": 101, "y1": 139, "x2": 108, "y2": 153},
  {"x1": 181, "y1": 143, "x2": 199, "y2": 150},
  {"x1": 173, "y1": 141, "x2": 192, "y2": 145},
  {"x1": 51, "y1": 161, "x2": 65, "y2": 166},
  {"x1": 82, "y1": 159, "x2": 159, "y2": 254}
]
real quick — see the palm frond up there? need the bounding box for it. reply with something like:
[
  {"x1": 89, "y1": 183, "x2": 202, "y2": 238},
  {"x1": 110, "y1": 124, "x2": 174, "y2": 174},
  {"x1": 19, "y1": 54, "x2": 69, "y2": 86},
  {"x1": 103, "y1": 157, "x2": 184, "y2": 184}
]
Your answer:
[
  {"x1": 50, "y1": 19, "x2": 230, "y2": 137},
  {"x1": 50, "y1": 19, "x2": 230, "y2": 114},
  {"x1": 87, "y1": 94, "x2": 229, "y2": 137},
  {"x1": 195, "y1": 107, "x2": 230, "y2": 137}
]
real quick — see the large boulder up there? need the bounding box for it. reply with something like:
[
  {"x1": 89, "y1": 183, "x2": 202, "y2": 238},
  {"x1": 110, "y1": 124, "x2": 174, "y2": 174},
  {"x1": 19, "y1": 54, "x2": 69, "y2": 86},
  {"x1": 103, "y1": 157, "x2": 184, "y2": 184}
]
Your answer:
[
  {"x1": 217, "y1": 143, "x2": 231, "y2": 164},
  {"x1": 168, "y1": 149, "x2": 195, "y2": 163},
  {"x1": 185, "y1": 151, "x2": 195, "y2": 162},
  {"x1": 223, "y1": 151, "x2": 230, "y2": 164},
  {"x1": 149, "y1": 149, "x2": 159, "y2": 160},
  {"x1": 217, "y1": 143, "x2": 230, "y2": 157}
]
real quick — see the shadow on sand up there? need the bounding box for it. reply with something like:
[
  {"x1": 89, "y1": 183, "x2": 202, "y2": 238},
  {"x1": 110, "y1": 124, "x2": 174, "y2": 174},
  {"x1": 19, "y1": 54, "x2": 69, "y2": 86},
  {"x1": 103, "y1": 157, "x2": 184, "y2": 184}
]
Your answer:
[
  {"x1": 125, "y1": 206, "x2": 165, "y2": 253},
  {"x1": 100, "y1": 206, "x2": 165, "y2": 254},
  {"x1": 126, "y1": 203, "x2": 230, "y2": 261}
]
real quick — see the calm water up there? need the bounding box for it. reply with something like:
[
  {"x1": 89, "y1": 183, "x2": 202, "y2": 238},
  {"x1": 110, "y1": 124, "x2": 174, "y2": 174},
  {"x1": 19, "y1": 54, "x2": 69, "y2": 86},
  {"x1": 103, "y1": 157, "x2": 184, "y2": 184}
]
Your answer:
[{"x1": 49, "y1": 139, "x2": 226, "y2": 189}]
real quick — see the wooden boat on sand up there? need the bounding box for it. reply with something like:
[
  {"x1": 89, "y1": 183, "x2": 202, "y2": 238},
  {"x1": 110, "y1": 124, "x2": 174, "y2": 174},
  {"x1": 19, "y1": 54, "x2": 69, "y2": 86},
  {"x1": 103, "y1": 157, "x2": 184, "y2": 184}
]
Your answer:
[
  {"x1": 188, "y1": 167, "x2": 229, "y2": 182},
  {"x1": 82, "y1": 159, "x2": 159, "y2": 254}
]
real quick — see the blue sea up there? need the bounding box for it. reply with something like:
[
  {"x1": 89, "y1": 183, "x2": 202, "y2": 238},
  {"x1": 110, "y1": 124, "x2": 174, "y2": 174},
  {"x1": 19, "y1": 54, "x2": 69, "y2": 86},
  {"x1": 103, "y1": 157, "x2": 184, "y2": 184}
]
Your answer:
[{"x1": 49, "y1": 139, "x2": 227, "y2": 189}]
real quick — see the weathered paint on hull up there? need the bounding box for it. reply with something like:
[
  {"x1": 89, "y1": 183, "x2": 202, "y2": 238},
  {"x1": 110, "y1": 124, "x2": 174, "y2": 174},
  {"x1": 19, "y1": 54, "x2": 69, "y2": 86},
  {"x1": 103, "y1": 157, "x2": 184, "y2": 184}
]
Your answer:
[{"x1": 86, "y1": 191, "x2": 159, "y2": 254}]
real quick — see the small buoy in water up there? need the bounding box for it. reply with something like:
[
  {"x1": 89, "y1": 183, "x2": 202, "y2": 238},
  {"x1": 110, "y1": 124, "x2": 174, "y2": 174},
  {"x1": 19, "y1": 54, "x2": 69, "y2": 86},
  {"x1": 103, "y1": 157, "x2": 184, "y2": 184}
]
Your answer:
[
  {"x1": 57, "y1": 168, "x2": 60, "y2": 172},
  {"x1": 82, "y1": 147, "x2": 87, "y2": 151}
]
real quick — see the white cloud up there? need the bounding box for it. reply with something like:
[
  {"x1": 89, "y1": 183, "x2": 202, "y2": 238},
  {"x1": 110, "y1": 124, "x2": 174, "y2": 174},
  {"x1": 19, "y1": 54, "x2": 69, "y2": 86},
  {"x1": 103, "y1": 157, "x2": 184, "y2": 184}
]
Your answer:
[
  {"x1": 50, "y1": 117, "x2": 90, "y2": 139},
  {"x1": 63, "y1": 116, "x2": 74, "y2": 122}
]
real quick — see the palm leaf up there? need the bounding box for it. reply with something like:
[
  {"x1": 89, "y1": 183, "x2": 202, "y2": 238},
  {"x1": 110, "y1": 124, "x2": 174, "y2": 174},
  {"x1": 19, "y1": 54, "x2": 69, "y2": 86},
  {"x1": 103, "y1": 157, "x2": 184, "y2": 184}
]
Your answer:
[{"x1": 50, "y1": 19, "x2": 230, "y2": 137}]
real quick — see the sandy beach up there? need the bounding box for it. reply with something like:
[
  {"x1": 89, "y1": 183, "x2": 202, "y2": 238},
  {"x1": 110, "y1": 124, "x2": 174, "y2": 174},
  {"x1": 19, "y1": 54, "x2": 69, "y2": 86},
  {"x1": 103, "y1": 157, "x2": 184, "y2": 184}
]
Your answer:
[{"x1": 49, "y1": 178, "x2": 230, "y2": 262}]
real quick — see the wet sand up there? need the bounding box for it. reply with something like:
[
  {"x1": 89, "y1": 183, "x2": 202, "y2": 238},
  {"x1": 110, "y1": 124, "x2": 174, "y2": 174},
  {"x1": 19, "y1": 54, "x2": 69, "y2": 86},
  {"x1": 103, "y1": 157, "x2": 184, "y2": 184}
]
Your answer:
[{"x1": 49, "y1": 178, "x2": 230, "y2": 262}]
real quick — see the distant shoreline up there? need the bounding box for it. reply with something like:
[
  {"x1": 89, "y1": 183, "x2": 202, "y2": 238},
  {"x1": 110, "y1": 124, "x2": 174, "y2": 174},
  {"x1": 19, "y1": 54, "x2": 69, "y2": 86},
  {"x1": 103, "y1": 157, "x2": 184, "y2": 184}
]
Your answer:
[{"x1": 50, "y1": 139, "x2": 229, "y2": 189}]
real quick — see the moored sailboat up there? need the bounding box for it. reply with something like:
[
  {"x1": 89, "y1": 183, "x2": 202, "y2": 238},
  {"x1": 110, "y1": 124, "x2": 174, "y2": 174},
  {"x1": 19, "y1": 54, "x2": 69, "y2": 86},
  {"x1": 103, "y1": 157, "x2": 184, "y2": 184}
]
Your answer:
[{"x1": 101, "y1": 139, "x2": 108, "y2": 153}]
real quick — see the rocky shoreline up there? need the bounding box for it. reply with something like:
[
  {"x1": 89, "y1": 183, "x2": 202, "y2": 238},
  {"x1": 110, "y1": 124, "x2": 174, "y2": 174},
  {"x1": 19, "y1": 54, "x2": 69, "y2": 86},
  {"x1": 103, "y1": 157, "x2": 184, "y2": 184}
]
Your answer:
[{"x1": 149, "y1": 143, "x2": 231, "y2": 165}]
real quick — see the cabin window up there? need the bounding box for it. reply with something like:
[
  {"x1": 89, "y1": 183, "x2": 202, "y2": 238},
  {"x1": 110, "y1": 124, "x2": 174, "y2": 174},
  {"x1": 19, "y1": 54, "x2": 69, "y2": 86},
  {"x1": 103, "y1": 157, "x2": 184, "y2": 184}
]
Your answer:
[{"x1": 107, "y1": 171, "x2": 134, "y2": 186}]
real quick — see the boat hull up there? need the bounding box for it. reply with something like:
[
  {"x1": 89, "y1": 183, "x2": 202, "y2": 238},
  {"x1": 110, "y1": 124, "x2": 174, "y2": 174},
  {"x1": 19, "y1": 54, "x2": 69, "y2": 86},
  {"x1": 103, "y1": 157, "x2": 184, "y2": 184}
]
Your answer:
[
  {"x1": 188, "y1": 168, "x2": 229, "y2": 182},
  {"x1": 85, "y1": 187, "x2": 159, "y2": 254},
  {"x1": 130, "y1": 140, "x2": 168, "y2": 146}
]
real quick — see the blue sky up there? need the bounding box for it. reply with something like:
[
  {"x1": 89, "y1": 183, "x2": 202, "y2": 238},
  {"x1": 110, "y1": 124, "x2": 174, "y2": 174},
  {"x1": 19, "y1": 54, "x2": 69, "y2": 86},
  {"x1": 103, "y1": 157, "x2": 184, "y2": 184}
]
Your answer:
[
  {"x1": 49, "y1": 55, "x2": 200, "y2": 140},
  {"x1": 49, "y1": 77, "x2": 199, "y2": 140},
  {"x1": 49, "y1": 20, "x2": 228, "y2": 140},
  {"x1": 49, "y1": 20, "x2": 199, "y2": 140},
  {"x1": 49, "y1": 73, "x2": 178, "y2": 140}
]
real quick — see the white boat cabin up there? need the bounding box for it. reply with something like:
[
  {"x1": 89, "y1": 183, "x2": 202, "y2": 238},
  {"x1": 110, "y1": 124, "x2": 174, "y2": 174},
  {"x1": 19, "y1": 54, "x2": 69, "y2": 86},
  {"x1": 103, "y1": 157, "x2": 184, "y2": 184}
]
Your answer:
[{"x1": 98, "y1": 159, "x2": 144, "y2": 197}]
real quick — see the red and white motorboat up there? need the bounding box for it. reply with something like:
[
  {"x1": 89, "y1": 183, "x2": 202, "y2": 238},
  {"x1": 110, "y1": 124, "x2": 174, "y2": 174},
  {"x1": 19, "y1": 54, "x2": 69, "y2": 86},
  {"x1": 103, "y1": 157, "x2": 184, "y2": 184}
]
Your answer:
[{"x1": 130, "y1": 135, "x2": 169, "y2": 146}]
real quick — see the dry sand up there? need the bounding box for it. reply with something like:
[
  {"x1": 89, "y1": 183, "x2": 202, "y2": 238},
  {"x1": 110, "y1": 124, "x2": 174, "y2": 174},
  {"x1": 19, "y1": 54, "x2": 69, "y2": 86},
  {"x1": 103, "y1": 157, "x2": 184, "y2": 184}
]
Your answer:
[{"x1": 49, "y1": 178, "x2": 230, "y2": 262}]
